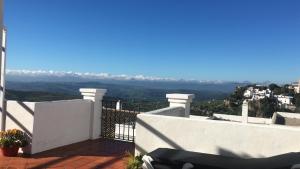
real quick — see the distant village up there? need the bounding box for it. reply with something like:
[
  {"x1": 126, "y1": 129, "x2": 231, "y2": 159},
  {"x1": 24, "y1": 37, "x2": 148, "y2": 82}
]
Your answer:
[{"x1": 243, "y1": 80, "x2": 300, "y2": 110}]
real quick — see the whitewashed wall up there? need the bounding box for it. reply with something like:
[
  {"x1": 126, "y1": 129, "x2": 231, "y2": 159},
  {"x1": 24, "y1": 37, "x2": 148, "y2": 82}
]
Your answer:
[
  {"x1": 211, "y1": 114, "x2": 272, "y2": 124},
  {"x1": 31, "y1": 99, "x2": 92, "y2": 153},
  {"x1": 135, "y1": 114, "x2": 300, "y2": 158},
  {"x1": 272, "y1": 112, "x2": 300, "y2": 121},
  {"x1": 5, "y1": 99, "x2": 92, "y2": 154},
  {"x1": 145, "y1": 107, "x2": 185, "y2": 117},
  {"x1": 6, "y1": 101, "x2": 35, "y2": 137}
]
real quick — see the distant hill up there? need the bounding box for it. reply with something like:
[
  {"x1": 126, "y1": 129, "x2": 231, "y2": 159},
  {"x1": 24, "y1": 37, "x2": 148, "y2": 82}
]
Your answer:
[
  {"x1": 6, "y1": 89, "x2": 81, "y2": 102},
  {"x1": 6, "y1": 81, "x2": 232, "y2": 102},
  {"x1": 6, "y1": 69, "x2": 251, "y2": 93},
  {"x1": 5, "y1": 70, "x2": 252, "y2": 102}
]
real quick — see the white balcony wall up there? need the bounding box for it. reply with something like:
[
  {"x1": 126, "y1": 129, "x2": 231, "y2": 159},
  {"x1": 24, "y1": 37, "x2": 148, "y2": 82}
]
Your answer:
[
  {"x1": 145, "y1": 107, "x2": 185, "y2": 117},
  {"x1": 6, "y1": 101, "x2": 35, "y2": 137},
  {"x1": 272, "y1": 112, "x2": 300, "y2": 126},
  {"x1": 5, "y1": 99, "x2": 92, "y2": 154},
  {"x1": 210, "y1": 114, "x2": 272, "y2": 124},
  {"x1": 32, "y1": 99, "x2": 92, "y2": 154},
  {"x1": 135, "y1": 113, "x2": 300, "y2": 158}
]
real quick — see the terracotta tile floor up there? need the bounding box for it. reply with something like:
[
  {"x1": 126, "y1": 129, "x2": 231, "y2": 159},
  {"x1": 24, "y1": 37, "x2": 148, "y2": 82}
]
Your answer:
[{"x1": 0, "y1": 138, "x2": 135, "y2": 169}]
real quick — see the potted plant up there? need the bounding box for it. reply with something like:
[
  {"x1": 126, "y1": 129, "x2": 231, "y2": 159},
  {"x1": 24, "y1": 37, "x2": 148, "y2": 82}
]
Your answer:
[
  {"x1": 125, "y1": 152, "x2": 143, "y2": 169},
  {"x1": 0, "y1": 129, "x2": 29, "y2": 157}
]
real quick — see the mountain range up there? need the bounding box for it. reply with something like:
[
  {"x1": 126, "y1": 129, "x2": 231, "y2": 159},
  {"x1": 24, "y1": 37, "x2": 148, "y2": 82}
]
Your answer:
[{"x1": 5, "y1": 69, "x2": 252, "y2": 101}]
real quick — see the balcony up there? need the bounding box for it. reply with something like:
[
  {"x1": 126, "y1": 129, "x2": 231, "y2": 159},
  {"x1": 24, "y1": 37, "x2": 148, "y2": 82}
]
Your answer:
[{"x1": 1, "y1": 88, "x2": 300, "y2": 168}]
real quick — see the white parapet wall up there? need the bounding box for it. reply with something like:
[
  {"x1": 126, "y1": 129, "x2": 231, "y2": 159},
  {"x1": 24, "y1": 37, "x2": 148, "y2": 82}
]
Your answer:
[
  {"x1": 6, "y1": 101, "x2": 35, "y2": 139},
  {"x1": 5, "y1": 99, "x2": 93, "y2": 154},
  {"x1": 145, "y1": 106, "x2": 185, "y2": 117},
  {"x1": 135, "y1": 113, "x2": 300, "y2": 158},
  {"x1": 272, "y1": 112, "x2": 300, "y2": 126},
  {"x1": 166, "y1": 94, "x2": 194, "y2": 117},
  {"x1": 32, "y1": 99, "x2": 92, "y2": 154},
  {"x1": 212, "y1": 114, "x2": 272, "y2": 124}
]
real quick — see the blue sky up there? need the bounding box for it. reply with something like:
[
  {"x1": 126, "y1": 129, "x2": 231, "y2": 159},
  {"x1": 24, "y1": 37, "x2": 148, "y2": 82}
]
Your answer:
[{"x1": 4, "y1": 0, "x2": 300, "y2": 83}]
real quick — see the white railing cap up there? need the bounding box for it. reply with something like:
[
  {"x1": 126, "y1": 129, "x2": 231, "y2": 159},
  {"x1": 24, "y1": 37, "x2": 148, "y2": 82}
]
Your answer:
[
  {"x1": 79, "y1": 88, "x2": 107, "y2": 95},
  {"x1": 166, "y1": 93, "x2": 195, "y2": 100}
]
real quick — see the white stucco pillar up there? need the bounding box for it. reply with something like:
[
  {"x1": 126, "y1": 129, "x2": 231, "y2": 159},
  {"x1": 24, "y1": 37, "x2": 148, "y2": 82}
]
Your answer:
[
  {"x1": 298, "y1": 80, "x2": 300, "y2": 93},
  {"x1": 80, "y1": 88, "x2": 107, "y2": 140},
  {"x1": 166, "y1": 93, "x2": 195, "y2": 117},
  {"x1": 242, "y1": 100, "x2": 249, "y2": 123},
  {"x1": 116, "y1": 100, "x2": 122, "y2": 111},
  {"x1": 0, "y1": 0, "x2": 5, "y2": 131}
]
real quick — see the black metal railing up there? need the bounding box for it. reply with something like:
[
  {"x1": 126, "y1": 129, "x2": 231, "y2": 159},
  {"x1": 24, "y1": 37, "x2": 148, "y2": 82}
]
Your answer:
[{"x1": 101, "y1": 101, "x2": 140, "y2": 142}]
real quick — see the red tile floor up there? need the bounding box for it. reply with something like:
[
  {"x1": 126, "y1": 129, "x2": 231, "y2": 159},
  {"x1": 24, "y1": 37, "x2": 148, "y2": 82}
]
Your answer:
[{"x1": 0, "y1": 138, "x2": 135, "y2": 169}]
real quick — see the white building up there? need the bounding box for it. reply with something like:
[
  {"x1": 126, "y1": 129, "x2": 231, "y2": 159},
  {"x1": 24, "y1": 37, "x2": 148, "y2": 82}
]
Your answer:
[
  {"x1": 243, "y1": 86, "x2": 272, "y2": 100},
  {"x1": 243, "y1": 89, "x2": 253, "y2": 98},
  {"x1": 274, "y1": 94, "x2": 293, "y2": 106},
  {"x1": 292, "y1": 80, "x2": 300, "y2": 94}
]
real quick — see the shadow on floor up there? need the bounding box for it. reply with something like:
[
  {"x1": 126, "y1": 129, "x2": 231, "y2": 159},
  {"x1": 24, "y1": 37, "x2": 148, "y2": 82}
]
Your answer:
[{"x1": 0, "y1": 138, "x2": 134, "y2": 169}]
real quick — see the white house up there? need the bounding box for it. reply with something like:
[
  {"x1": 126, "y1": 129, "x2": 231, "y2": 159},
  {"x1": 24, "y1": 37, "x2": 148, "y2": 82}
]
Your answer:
[
  {"x1": 244, "y1": 86, "x2": 272, "y2": 100},
  {"x1": 293, "y1": 80, "x2": 300, "y2": 94},
  {"x1": 274, "y1": 95, "x2": 293, "y2": 106},
  {"x1": 243, "y1": 89, "x2": 253, "y2": 98}
]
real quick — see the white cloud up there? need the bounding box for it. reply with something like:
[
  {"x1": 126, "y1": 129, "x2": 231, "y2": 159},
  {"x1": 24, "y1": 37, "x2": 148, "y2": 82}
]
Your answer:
[
  {"x1": 6, "y1": 69, "x2": 179, "y2": 82},
  {"x1": 6, "y1": 69, "x2": 228, "y2": 83}
]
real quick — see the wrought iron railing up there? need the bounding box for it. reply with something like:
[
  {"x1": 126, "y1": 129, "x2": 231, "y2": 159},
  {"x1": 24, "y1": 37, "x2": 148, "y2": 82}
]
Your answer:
[{"x1": 101, "y1": 101, "x2": 140, "y2": 142}]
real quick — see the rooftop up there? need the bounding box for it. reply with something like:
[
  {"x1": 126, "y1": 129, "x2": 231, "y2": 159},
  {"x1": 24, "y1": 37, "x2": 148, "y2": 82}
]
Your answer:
[{"x1": 1, "y1": 89, "x2": 300, "y2": 169}]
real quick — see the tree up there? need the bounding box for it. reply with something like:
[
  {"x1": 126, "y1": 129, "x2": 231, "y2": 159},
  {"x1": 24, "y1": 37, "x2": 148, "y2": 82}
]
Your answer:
[
  {"x1": 260, "y1": 97, "x2": 277, "y2": 118},
  {"x1": 281, "y1": 84, "x2": 294, "y2": 95},
  {"x1": 248, "y1": 97, "x2": 277, "y2": 118},
  {"x1": 269, "y1": 83, "x2": 280, "y2": 91},
  {"x1": 295, "y1": 94, "x2": 300, "y2": 107},
  {"x1": 228, "y1": 86, "x2": 246, "y2": 104}
]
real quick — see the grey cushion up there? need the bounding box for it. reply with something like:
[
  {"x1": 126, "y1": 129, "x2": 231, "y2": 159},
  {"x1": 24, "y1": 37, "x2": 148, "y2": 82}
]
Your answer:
[{"x1": 148, "y1": 148, "x2": 300, "y2": 169}]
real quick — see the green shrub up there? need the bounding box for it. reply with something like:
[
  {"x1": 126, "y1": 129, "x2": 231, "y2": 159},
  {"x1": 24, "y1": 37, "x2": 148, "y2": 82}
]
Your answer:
[
  {"x1": 0, "y1": 129, "x2": 29, "y2": 148},
  {"x1": 125, "y1": 152, "x2": 143, "y2": 169}
]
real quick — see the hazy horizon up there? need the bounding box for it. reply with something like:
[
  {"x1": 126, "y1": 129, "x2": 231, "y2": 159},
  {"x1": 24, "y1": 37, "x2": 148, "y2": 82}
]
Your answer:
[{"x1": 5, "y1": 69, "x2": 297, "y2": 85}]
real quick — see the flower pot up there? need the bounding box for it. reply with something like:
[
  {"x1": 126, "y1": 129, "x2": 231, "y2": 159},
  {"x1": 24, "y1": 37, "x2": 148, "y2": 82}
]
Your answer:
[{"x1": 0, "y1": 146, "x2": 19, "y2": 157}]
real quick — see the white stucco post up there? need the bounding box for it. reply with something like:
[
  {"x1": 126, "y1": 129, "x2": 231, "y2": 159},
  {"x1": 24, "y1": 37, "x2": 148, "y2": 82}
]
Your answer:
[
  {"x1": 242, "y1": 100, "x2": 249, "y2": 123},
  {"x1": 80, "y1": 88, "x2": 107, "y2": 140},
  {"x1": 0, "y1": 0, "x2": 5, "y2": 131},
  {"x1": 116, "y1": 100, "x2": 122, "y2": 111},
  {"x1": 166, "y1": 93, "x2": 195, "y2": 117}
]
